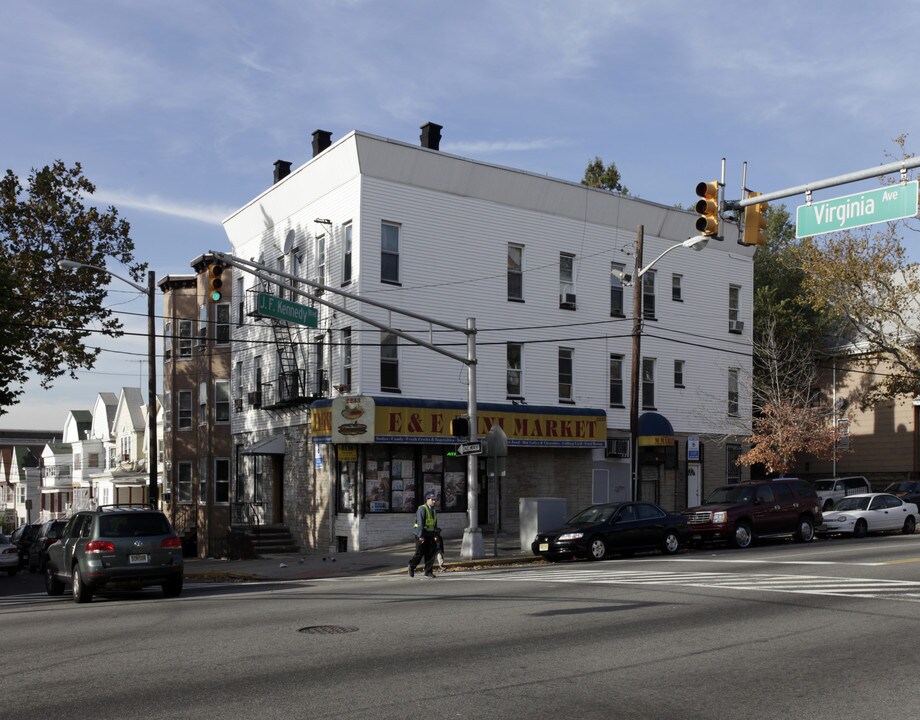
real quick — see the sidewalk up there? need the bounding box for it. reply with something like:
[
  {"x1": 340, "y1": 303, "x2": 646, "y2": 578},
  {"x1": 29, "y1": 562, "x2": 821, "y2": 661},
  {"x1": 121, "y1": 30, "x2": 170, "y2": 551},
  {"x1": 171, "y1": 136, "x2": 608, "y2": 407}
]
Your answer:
[{"x1": 183, "y1": 534, "x2": 545, "y2": 582}]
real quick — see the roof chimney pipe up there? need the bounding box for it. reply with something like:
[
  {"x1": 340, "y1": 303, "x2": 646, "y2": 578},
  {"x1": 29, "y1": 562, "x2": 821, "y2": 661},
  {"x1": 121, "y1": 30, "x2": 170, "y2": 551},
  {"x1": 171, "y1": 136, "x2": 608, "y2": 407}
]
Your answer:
[
  {"x1": 312, "y1": 130, "x2": 333, "y2": 157},
  {"x1": 273, "y1": 160, "x2": 292, "y2": 183},
  {"x1": 420, "y1": 122, "x2": 442, "y2": 151}
]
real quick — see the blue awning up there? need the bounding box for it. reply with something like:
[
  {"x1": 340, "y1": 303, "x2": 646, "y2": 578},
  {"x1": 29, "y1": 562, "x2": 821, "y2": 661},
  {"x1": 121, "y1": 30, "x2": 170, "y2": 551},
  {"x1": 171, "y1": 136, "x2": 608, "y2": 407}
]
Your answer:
[{"x1": 637, "y1": 412, "x2": 675, "y2": 447}]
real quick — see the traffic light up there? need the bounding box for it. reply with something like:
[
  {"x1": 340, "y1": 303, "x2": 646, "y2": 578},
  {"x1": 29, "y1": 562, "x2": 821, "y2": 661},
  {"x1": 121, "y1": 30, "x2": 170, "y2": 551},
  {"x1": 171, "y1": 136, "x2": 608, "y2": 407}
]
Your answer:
[
  {"x1": 208, "y1": 263, "x2": 224, "y2": 303},
  {"x1": 743, "y1": 192, "x2": 768, "y2": 246},
  {"x1": 450, "y1": 416, "x2": 471, "y2": 439},
  {"x1": 694, "y1": 181, "x2": 720, "y2": 237}
]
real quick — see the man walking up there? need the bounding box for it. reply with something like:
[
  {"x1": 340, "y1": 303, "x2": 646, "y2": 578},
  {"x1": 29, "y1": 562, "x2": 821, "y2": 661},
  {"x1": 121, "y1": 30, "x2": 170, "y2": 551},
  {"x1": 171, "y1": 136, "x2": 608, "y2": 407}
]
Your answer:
[{"x1": 408, "y1": 491, "x2": 439, "y2": 578}]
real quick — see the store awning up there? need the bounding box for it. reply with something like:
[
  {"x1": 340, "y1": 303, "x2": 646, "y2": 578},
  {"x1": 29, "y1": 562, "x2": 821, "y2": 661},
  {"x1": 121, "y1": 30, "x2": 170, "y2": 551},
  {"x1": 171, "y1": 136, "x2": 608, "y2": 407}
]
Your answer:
[
  {"x1": 637, "y1": 412, "x2": 675, "y2": 447},
  {"x1": 242, "y1": 435, "x2": 286, "y2": 455}
]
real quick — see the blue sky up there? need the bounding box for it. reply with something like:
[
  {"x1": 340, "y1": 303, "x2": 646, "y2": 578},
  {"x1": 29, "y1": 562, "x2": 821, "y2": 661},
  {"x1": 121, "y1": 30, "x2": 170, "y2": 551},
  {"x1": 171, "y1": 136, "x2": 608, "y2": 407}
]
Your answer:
[{"x1": 2, "y1": 0, "x2": 919, "y2": 429}]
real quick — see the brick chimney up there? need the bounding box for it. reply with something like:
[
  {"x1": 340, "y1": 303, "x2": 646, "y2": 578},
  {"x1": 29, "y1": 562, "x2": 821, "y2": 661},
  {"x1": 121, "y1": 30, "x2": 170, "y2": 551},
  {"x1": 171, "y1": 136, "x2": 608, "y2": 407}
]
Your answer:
[
  {"x1": 420, "y1": 122, "x2": 442, "y2": 151},
  {"x1": 273, "y1": 160, "x2": 292, "y2": 183},
  {"x1": 312, "y1": 129, "x2": 333, "y2": 157}
]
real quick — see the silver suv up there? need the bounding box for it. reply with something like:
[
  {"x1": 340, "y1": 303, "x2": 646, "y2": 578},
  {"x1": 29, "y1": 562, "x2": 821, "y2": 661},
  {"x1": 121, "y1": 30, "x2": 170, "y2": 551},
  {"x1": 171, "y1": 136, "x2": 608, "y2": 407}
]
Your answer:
[
  {"x1": 46, "y1": 505, "x2": 183, "y2": 603},
  {"x1": 812, "y1": 476, "x2": 871, "y2": 511}
]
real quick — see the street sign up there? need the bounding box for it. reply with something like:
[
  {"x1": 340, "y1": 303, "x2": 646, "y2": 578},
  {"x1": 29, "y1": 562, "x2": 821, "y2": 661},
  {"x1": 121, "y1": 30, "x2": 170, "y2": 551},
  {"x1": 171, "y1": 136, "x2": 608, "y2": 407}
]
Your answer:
[
  {"x1": 796, "y1": 180, "x2": 918, "y2": 238},
  {"x1": 257, "y1": 292, "x2": 318, "y2": 328},
  {"x1": 457, "y1": 442, "x2": 482, "y2": 456}
]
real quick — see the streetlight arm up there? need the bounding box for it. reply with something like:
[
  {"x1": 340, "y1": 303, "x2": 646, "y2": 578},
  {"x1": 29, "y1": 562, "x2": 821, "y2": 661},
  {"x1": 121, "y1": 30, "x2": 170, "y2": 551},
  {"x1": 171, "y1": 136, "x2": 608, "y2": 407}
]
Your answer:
[
  {"x1": 636, "y1": 235, "x2": 709, "y2": 278},
  {"x1": 57, "y1": 259, "x2": 148, "y2": 294}
]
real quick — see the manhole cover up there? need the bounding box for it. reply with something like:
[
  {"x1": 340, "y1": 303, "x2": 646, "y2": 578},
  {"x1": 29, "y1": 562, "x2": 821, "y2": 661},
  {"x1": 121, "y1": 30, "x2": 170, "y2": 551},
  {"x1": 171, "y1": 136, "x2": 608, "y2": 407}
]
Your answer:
[{"x1": 298, "y1": 625, "x2": 359, "y2": 635}]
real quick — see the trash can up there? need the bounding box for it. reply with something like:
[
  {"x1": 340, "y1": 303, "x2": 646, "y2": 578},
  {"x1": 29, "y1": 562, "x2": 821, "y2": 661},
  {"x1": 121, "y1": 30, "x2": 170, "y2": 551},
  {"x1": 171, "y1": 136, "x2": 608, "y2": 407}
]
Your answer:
[{"x1": 519, "y1": 497, "x2": 567, "y2": 551}]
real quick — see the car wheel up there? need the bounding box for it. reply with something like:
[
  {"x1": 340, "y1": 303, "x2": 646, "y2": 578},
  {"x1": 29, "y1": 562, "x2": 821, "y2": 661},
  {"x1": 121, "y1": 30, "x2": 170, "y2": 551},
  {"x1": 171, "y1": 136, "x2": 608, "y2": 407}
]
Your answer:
[
  {"x1": 794, "y1": 516, "x2": 815, "y2": 543},
  {"x1": 903, "y1": 516, "x2": 916, "y2": 535},
  {"x1": 853, "y1": 519, "x2": 868, "y2": 539},
  {"x1": 72, "y1": 565, "x2": 93, "y2": 604},
  {"x1": 162, "y1": 576, "x2": 183, "y2": 598},
  {"x1": 45, "y1": 567, "x2": 64, "y2": 596},
  {"x1": 731, "y1": 521, "x2": 753, "y2": 549},
  {"x1": 823, "y1": 499, "x2": 833, "y2": 511},
  {"x1": 587, "y1": 536, "x2": 608, "y2": 561},
  {"x1": 662, "y1": 530, "x2": 681, "y2": 555}
]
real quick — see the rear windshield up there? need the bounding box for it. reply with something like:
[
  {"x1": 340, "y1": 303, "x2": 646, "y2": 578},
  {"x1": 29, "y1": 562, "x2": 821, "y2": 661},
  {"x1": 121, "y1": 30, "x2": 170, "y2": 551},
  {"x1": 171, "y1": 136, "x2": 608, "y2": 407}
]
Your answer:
[
  {"x1": 705, "y1": 486, "x2": 753, "y2": 504},
  {"x1": 99, "y1": 513, "x2": 173, "y2": 538},
  {"x1": 813, "y1": 481, "x2": 836, "y2": 491}
]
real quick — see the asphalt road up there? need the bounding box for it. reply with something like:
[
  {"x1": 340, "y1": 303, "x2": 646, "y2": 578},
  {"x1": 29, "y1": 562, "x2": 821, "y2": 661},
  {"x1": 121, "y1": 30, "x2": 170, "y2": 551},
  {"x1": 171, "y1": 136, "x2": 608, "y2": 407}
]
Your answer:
[{"x1": 5, "y1": 534, "x2": 920, "y2": 719}]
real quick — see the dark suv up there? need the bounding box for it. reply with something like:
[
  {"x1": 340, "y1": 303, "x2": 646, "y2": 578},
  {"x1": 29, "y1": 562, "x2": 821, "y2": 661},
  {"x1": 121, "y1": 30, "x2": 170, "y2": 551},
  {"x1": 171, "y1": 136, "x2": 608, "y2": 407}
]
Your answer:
[
  {"x1": 46, "y1": 506, "x2": 184, "y2": 603},
  {"x1": 683, "y1": 479, "x2": 823, "y2": 549}
]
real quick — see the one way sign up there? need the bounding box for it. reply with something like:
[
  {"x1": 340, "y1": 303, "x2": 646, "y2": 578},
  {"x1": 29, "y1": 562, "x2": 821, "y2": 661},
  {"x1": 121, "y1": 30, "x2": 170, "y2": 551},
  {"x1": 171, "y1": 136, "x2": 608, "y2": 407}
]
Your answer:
[{"x1": 457, "y1": 442, "x2": 483, "y2": 456}]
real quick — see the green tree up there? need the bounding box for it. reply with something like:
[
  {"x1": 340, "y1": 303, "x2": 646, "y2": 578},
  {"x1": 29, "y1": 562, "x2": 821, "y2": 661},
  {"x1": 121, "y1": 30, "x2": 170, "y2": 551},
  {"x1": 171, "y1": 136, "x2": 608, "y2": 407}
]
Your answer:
[
  {"x1": 582, "y1": 156, "x2": 628, "y2": 194},
  {"x1": 0, "y1": 161, "x2": 142, "y2": 415}
]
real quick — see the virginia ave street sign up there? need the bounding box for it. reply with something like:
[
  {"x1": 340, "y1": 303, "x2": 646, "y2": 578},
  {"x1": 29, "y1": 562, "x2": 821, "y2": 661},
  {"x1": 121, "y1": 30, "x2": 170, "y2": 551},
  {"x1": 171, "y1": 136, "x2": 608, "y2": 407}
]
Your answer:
[
  {"x1": 796, "y1": 180, "x2": 918, "y2": 238},
  {"x1": 457, "y1": 442, "x2": 483, "y2": 456},
  {"x1": 257, "y1": 292, "x2": 318, "y2": 328}
]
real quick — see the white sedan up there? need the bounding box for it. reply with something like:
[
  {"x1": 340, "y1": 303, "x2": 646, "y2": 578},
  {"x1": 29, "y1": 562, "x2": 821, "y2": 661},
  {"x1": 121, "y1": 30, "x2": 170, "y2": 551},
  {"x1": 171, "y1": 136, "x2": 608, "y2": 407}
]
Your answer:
[
  {"x1": 819, "y1": 493, "x2": 918, "y2": 538},
  {"x1": 0, "y1": 534, "x2": 18, "y2": 576}
]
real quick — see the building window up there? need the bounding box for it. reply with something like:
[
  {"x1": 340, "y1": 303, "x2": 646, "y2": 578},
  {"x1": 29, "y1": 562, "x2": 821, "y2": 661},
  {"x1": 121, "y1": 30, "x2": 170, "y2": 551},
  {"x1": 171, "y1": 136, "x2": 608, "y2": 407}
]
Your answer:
[
  {"x1": 559, "y1": 253, "x2": 575, "y2": 308},
  {"x1": 558, "y1": 347, "x2": 574, "y2": 402},
  {"x1": 253, "y1": 356, "x2": 262, "y2": 397},
  {"x1": 641, "y1": 357, "x2": 656, "y2": 409},
  {"x1": 163, "y1": 321, "x2": 172, "y2": 361},
  {"x1": 381, "y1": 221, "x2": 400, "y2": 284},
  {"x1": 215, "y1": 380, "x2": 230, "y2": 422},
  {"x1": 197, "y1": 305, "x2": 207, "y2": 346},
  {"x1": 316, "y1": 234, "x2": 326, "y2": 290},
  {"x1": 609, "y1": 354, "x2": 624, "y2": 406},
  {"x1": 729, "y1": 285, "x2": 742, "y2": 332},
  {"x1": 178, "y1": 391, "x2": 192, "y2": 430},
  {"x1": 199, "y1": 382, "x2": 207, "y2": 425},
  {"x1": 214, "y1": 458, "x2": 230, "y2": 504},
  {"x1": 341, "y1": 327, "x2": 352, "y2": 389},
  {"x1": 178, "y1": 462, "x2": 192, "y2": 503},
  {"x1": 672, "y1": 274, "x2": 683, "y2": 301},
  {"x1": 642, "y1": 271, "x2": 656, "y2": 320},
  {"x1": 507, "y1": 343, "x2": 522, "y2": 397},
  {"x1": 674, "y1": 360, "x2": 685, "y2": 388},
  {"x1": 164, "y1": 391, "x2": 171, "y2": 432},
  {"x1": 215, "y1": 304, "x2": 230, "y2": 344},
  {"x1": 728, "y1": 367, "x2": 739, "y2": 416},
  {"x1": 343, "y1": 223, "x2": 353, "y2": 285},
  {"x1": 381, "y1": 331, "x2": 399, "y2": 391},
  {"x1": 508, "y1": 244, "x2": 523, "y2": 301},
  {"x1": 610, "y1": 263, "x2": 625, "y2": 317},
  {"x1": 198, "y1": 456, "x2": 207, "y2": 505},
  {"x1": 235, "y1": 361, "x2": 243, "y2": 404},
  {"x1": 178, "y1": 320, "x2": 192, "y2": 358},
  {"x1": 315, "y1": 337, "x2": 328, "y2": 396},
  {"x1": 725, "y1": 443, "x2": 741, "y2": 483}
]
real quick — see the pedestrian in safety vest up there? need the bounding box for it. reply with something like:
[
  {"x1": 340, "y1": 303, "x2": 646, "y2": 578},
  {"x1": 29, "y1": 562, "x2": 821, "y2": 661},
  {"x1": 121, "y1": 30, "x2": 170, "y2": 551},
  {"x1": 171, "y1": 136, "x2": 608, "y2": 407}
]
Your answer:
[{"x1": 408, "y1": 492, "x2": 439, "y2": 578}]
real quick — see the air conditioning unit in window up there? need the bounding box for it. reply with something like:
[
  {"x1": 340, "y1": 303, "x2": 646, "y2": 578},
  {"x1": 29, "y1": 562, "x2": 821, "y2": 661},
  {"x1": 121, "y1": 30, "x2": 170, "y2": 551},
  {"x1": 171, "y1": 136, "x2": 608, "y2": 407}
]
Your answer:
[
  {"x1": 559, "y1": 293, "x2": 577, "y2": 309},
  {"x1": 605, "y1": 438, "x2": 630, "y2": 458},
  {"x1": 729, "y1": 319, "x2": 745, "y2": 333},
  {"x1": 248, "y1": 391, "x2": 262, "y2": 408},
  {"x1": 234, "y1": 398, "x2": 243, "y2": 412}
]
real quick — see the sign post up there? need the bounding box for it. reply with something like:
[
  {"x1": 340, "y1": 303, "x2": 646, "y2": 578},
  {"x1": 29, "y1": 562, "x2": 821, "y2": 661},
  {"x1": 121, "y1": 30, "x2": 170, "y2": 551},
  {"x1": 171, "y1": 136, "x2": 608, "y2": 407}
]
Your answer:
[{"x1": 796, "y1": 181, "x2": 918, "y2": 238}]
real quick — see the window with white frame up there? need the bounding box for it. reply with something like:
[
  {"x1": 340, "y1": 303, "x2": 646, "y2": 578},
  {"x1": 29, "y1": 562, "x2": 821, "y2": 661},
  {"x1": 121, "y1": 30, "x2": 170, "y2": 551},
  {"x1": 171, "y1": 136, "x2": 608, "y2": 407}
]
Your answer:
[
  {"x1": 609, "y1": 354, "x2": 624, "y2": 406},
  {"x1": 342, "y1": 223, "x2": 353, "y2": 285},
  {"x1": 316, "y1": 234, "x2": 326, "y2": 291},
  {"x1": 672, "y1": 274, "x2": 683, "y2": 301},
  {"x1": 163, "y1": 321, "x2": 172, "y2": 361},
  {"x1": 197, "y1": 305, "x2": 207, "y2": 346},
  {"x1": 728, "y1": 367, "x2": 739, "y2": 416},
  {"x1": 642, "y1": 271, "x2": 656, "y2": 320},
  {"x1": 381, "y1": 221, "x2": 399, "y2": 284},
  {"x1": 729, "y1": 285, "x2": 742, "y2": 332},
  {"x1": 315, "y1": 336, "x2": 328, "y2": 396},
  {"x1": 215, "y1": 304, "x2": 230, "y2": 344},
  {"x1": 507, "y1": 343, "x2": 522, "y2": 397},
  {"x1": 253, "y1": 356, "x2": 262, "y2": 397},
  {"x1": 674, "y1": 360, "x2": 685, "y2": 388},
  {"x1": 559, "y1": 253, "x2": 575, "y2": 307},
  {"x1": 508, "y1": 244, "x2": 523, "y2": 301},
  {"x1": 235, "y1": 361, "x2": 243, "y2": 403},
  {"x1": 178, "y1": 461, "x2": 192, "y2": 503},
  {"x1": 341, "y1": 327, "x2": 352, "y2": 389},
  {"x1": 178, "y1": 320, "x2": 192, "y2": 358},
  {"x1": 558, "y1": 347, "x2": 573, "y2": 402},
  {"x1": 178, "y1": 390, "x2": 192, "y2": 429},
  {"x1": 215, "y1": 380, "x2": 230, "y2": 422},
  {"x1": 381, "y1": 332, "x2": 399, "y2": 391},
  {"x1": 214, "y1": 458, "x2": 230, "y2": 504},
  {"x1": 610, "y1": 263, "x2": 625, "y2": 317},
  {"x1": 199, "y1": 382, "x2": 207, "y2": 425},
  {"x1": 120, "y1": 435, "x2": 131, "y2": 461},
  {"x1": 641, "y1": 357, "x2": 656, "y2": 409}
]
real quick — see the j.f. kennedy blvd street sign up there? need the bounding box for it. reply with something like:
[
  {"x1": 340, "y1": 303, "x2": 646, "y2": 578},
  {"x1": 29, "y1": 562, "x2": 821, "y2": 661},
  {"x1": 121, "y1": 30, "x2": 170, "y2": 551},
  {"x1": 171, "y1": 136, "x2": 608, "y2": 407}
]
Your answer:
[
  {"x1": 257, "y1": 292, "x2": 318, "y2": 327},
  {"x1": 796, "y1": 180, "x2": 918, "y2": 238}
]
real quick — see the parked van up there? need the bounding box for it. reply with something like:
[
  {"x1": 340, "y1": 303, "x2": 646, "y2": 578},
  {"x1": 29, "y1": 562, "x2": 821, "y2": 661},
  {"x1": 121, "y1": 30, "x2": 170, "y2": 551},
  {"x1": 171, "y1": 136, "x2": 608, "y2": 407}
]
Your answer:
[{"x1": 812, "y1": 476, "x2": 871, "y2": 511}]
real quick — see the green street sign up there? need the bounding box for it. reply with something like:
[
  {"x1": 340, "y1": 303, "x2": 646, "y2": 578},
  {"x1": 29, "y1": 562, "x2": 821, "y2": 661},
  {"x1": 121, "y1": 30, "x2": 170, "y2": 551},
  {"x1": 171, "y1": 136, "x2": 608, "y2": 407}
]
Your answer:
[
  {"x1": 257, "y1": 292, "x2": 318, "y2": 328},
  {"x1": 796, "y1": 180, "x2": 918, "y2": 238}
]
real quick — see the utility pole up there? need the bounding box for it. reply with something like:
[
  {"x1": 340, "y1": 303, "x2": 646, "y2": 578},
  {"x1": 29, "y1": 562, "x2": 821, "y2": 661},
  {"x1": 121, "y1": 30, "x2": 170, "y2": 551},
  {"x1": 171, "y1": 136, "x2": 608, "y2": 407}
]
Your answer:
[{"x1": 630, "y1": 225, "x2": 643, "y2": 501}]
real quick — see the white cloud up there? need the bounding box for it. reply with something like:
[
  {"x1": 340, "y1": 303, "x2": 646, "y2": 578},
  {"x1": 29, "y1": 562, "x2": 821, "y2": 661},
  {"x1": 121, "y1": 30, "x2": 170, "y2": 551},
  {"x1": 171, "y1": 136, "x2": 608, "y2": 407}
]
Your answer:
[{"x1": 93, "y1": 190, "x2": 234, "y2": 226}]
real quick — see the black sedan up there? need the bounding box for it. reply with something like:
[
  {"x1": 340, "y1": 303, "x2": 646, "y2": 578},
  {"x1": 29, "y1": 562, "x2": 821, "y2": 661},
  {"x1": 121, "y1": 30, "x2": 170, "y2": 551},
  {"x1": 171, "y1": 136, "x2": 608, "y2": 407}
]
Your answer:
[
  {"x1": 531, "y1": 501, "x2": 690, "y2": 562},
  {"x1": 883, "y1": 481, "x2": 920, "y2": 508}
]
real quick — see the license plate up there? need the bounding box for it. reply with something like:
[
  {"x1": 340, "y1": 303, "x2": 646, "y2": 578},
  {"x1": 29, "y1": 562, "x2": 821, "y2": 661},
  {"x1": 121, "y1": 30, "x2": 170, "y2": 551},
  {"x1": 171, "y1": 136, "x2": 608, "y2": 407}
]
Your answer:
[
  {"x1": 129, "y1": 554, "x2": 149, "y2": 564},
  {"x1": 539, "y1": 543, "x2": 549, "y2": 552}
]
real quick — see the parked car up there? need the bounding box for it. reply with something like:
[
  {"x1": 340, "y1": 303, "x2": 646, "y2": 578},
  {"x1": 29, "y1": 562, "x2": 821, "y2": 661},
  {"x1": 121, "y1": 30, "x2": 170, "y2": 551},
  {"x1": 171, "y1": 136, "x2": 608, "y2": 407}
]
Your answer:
[
  {"x1": 882, "y1": 481, "x2": 920, "y2": 508},
  {"x1": 812, "y1": 476, "x2": 872, "y2": 511},
  {"x1": 9, "y1": 523, "x2": 40, "y2": 569},
  {"x1": 46, "y1": 505, "x2": 184, "y2": 603},
  {"x1": 28, "y1": 519, "x2": 66, "y2": 574},
  {"x1": 818, "y1": 493, "x2": 918, "y2": 538},
  {"x1": 531, "y1": 501, "x2": 690, "y2": 562},
  {"x1": 683, "y1": 479, "x2": 823, "y2": 549},
  {"x1": 0, "y1": 534, "x2": 18, "y2": 576}
]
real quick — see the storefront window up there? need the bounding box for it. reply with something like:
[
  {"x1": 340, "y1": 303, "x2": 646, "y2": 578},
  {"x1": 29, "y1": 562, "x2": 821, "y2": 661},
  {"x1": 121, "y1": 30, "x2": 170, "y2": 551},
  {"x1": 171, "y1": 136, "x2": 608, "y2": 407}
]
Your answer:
[
  {"x1": 365, "y1": 446, "x2": 391, "y2": 512},
  {"x1": 391, "y1": 446, "x2": 416, "y2": 512},
  {"x1": 338, "y1": 458, "x2": 358, "y2": 512}
]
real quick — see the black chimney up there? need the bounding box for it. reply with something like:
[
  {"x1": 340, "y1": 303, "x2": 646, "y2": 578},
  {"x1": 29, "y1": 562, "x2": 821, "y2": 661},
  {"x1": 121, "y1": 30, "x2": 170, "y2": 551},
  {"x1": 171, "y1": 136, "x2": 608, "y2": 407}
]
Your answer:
[
  {"x1": 420, "y1": 122, "x2": 442, "y2": 151},
  {"x1": 273, "y1": 160, "x2": 292, "y2": 183},
  {"x1": 312, "y1": 129, "x2": 333, "y2": 157}
]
